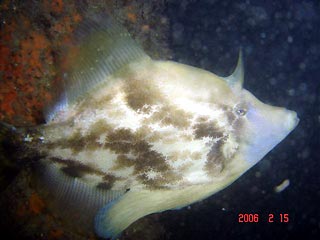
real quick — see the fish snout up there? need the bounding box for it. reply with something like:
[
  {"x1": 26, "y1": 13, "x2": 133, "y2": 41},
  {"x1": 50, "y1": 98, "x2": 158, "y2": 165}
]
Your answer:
[{"x1": 284, "y1": 110, "x2": 299, "y2": 131}]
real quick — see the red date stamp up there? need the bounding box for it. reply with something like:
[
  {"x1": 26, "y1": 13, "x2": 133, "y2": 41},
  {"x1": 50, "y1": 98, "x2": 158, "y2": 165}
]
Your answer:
[{"x1": 238, "y1": 213, "x2": 289, "y2": 223}]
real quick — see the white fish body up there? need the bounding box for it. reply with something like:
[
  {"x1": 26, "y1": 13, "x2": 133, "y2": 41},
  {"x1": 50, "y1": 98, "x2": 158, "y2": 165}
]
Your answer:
[{"x1": 17, "y1": 15, "x2": 299, "y2": 239}]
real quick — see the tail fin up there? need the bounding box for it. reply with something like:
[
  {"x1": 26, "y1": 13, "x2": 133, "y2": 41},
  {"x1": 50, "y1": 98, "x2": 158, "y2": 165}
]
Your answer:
[{"x1": 0, "y1": 122, "x2": 21, "y2": 191}]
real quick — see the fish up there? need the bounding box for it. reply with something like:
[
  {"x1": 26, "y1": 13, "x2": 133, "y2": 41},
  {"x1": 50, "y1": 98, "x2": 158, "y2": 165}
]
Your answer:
[{"x1": 0, "y1": 14, "x2": 299, "y2": 239}]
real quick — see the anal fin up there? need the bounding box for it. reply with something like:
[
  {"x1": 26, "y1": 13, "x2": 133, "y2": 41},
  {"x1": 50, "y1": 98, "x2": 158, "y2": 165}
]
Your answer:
[{"x1": 94, "y1": 178, "x2": 236, "y2": 239}]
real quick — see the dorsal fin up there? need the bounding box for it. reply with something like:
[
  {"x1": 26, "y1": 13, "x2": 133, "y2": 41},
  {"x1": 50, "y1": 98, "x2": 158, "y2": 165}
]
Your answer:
[
  {"x1": 45, "y1": 14, "x2": 150, "y2": 122},
  {"x1": 222, "y1": 49, "x2": 244, "y2": 90}
]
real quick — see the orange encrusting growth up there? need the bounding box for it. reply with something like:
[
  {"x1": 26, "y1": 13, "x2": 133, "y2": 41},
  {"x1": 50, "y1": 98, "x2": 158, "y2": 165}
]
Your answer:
[
  {"x1": 29, "y1": 192, "x2": 46, "y2": 215},
  {"x1": 44, "y1": 0, "x2": 64, "y2": 14},
  {"x1": 0, "y1": 16, "x2": 53, "y2": 125},
  {"x1": 15, "y1": 192, "x2": 45, "y2": 217},
  {"x1": 0, "y1": 1, "x2": 83, "y2": 126},
  {"x1": 49, "y1": 229, "x2": 64, "y2": 239},
  {"x1": 127, "y1": 12, "x2": 137, "y2": 23}
]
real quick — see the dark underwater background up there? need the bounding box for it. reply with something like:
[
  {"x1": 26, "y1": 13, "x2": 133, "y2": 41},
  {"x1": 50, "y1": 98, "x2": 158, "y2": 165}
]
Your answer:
[{"x1": 0, "y1": 0, "x2": 319, "y2": 239}]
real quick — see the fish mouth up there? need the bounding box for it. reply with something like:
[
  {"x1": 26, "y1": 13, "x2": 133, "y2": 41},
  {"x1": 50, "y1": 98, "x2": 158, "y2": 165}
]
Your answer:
[
  {"x1": 282, "y1": 109, "x2": 300, "y2": 132},
  {"x1": 286, "y1": 110, "x2": 299, "y2": 130}
]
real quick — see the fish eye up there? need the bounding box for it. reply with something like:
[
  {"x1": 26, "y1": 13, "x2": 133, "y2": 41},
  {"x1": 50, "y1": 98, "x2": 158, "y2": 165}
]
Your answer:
[
  {"x1": 234, "y1": 104, "x2": 247, "y2": 116},
  {"x1": 236, "y1": 108, "x2": 247, "y2": 116}
]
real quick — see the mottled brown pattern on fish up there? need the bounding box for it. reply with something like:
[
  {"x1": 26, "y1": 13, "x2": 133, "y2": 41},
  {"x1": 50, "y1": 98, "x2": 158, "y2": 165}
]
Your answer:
[
  {"x1": 45, "y1": 119, "x2": 112, "y2": 152},
  {"x1": 233, "y1": 117, "x2": 245, "y2": 138},
  {"x1": 104, "y1": 128, "x2": 134, "y2": 154},
  {"x1": 136, "y1": 126, "x2": 187, "y2": 144},
  {"x1": 191, "y1": 111, "x2": 242, "y2": 176},
  {"x1": 123, "y1": 77, "x2": 192, "y2": 129},
  {"x1": 161, "y1": 136, "x2": 177, "y2": 144},
  {"x1": 193, "y1": 112, "x2": 240, "y2": 176},
  {"x1": 50, "y1": 158, "x2": 104, "y2": 177},
  {"x1": 45, "y1": 120, "x2": 183, "y2": 189},
  {"x1": 147, "y1": 105, "x2": 192, "y2": 129},
  {"x1": 224, "y1": 108, "x2": 236, "y2": 124},
  {"x1": 191, "y1": 151, "x2": 202, "y2": 160},
  {"x1": 138, "y1": 171, "x2": 177, "y2": 189},
  {"x1": 89, "y1": 119, "x2": 113, "y2": 138},
  {"x1": 105, "y1": 128, "x2": 182, "y2": 189},
  {"x1": 178, "y1": 162, "x2": 194, "y2": 173},
  {"x1": 96, "y1": 175, "x2": 118, "y2": 190},
  {"x1": 193, "y1": 117, "x2": 224, "y2": 139},
  {"x1": 169, "y1": 152, "x2": 180, "y2": 162},
  {"x1": 79, "y1": 120, "x2": 112, "y2": 150},
  {"x1": 78, "y1": 92, "x2": 114, "y2": 113},
  {"x1": 134, "y1": 152, "x2": 182, "y2": 189},
  {"x1": 220, "y1": 105, "x2": 245, "y2": 137},
  {"x1": 135, "y1": 126, "x2": 162, "y2": 143},
  {"x1": 58, "y1": 130, "x2": 85, "y2": 153},
  {"x1": 169, "y1": 150, "x2": 202, "y2": 162},
  {"x1": 90, "y1": 93, "x2": 114, "y2": 110},
  {"x1": 50, "y1": 157, "x2": 120, "y2": 190},
  {"x1": 204, "y1": 138, "x2": 226, "y2": 176},
  {"x1": 124, "y1": 78, "x2": 164, "y2": 112},
  {"x1": 134, "y1": 149, "x2": 168, "y2": 173},
  {"x1": 61, "y1": 164, "x2": 96, "y2": 178},
  {"x1": 181, "y1": 133, "x2": 193, "y2": 142},
  {"x1": 112, "y1": 154, "x2": 134, "y2": 169}
]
